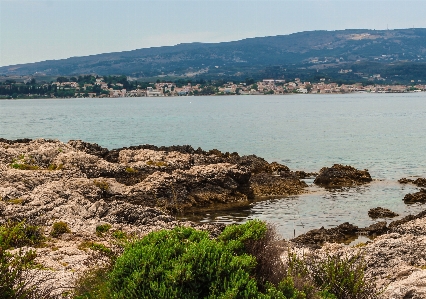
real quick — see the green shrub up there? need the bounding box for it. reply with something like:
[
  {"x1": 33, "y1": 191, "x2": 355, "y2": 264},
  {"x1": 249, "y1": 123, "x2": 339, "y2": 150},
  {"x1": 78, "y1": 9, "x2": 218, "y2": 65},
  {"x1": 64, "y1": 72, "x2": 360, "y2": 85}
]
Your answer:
[
  {"x1": 50, "y1": 221, "x2": 70, "y2": 238},
  {"x1": 78, "y1": 241, "x2": 113, "y2": 257},
  {"x1": 96, "y1": 224, "x2": 112, "y2": 236},
  {"x1": 73, "y1": 220, "x2": 379, "y2": 299},
  {"x1": 93, "y1": 180, "x2": 109, "y2": 191},
  {"x1": 125, "y1": 167, "x2": 137, "y2": 173},
  {"x1": 112, "y1": 230, "x2": 127, "y2": 240},
  {"x1": 0, "y1": 221, "x2": 44, "y2": 250}
]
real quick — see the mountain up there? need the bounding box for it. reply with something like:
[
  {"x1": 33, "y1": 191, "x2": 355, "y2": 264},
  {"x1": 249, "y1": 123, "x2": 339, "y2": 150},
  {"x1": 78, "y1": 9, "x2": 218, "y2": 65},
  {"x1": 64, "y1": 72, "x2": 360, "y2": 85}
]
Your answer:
[{"x1": 2, "y1": 28, "x2": 426, "y2": 83}]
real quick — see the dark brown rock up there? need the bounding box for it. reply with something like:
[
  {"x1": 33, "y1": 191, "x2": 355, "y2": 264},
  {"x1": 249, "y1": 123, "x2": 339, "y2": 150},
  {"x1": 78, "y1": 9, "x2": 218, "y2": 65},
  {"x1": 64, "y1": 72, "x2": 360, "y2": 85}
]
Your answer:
[
  {"x1": 314, "y1": 164, "x2": 372, "y2": 187},
  {"x1": 361, "y1": 221, "x2": 388, "y2": 235},
  {"x1": 403, "y1": 189, "x2": 426, "y2": 204},
  {"x1": 292, "y1": 222, "x2": 359, "y2": 248},
  {"x1": 368, "y1": 207, "x2": 399, "y2": 218}
]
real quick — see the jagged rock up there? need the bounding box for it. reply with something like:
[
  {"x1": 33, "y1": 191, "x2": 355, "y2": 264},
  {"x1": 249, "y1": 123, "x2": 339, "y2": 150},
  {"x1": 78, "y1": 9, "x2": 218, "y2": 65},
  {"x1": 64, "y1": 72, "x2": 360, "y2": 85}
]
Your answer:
[
  {"x1": 368, "y1": 207, "x2": 399, "y2": 218},
  {"x1": 314, "y1": 164, "x2": 372, "y2": 187},
  {"x1": 250, "y1": 173, "x2": 307, "y2": 197},
  {"x1": 403, "y1": 189, "x2": 426, "y2": 204}
]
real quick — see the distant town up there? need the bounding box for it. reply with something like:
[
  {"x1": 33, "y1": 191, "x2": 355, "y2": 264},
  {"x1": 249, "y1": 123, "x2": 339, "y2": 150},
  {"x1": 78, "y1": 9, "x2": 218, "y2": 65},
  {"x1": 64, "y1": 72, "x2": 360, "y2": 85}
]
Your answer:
[{"x1": 1, "y1": 75, "x2": 425, "y2": 99}]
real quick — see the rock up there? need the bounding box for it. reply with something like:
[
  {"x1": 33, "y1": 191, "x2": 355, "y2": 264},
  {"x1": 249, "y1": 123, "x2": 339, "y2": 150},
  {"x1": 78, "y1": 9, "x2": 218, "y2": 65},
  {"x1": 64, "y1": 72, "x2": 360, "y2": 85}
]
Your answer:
[
  {"x1": 368, "y1": 207, "x2": 399, "y2": 218},
  {"x1": 313, "y1": 164, "x2": 372, "y2": 187},
  {"x1": 292, "y1": 222, "x2": 359, "y2": 248},
  {"x1": 399, "y1": 177, "x2": 426, "y2": 187},
  {"x1": 361, "y1": 221, "x2": 388, "y2": 236},
  {"x1": 249, "y1": 173, "x2": 307, "y2": 197},
  {"x1": 403, "y1": 189, "x2": 426, "y2": 204}
]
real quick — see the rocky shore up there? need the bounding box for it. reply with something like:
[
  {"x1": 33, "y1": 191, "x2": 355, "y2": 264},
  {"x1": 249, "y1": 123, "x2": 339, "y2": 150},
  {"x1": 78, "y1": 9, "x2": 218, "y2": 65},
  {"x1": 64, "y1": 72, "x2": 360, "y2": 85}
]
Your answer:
[
  {"x1": 0, "y1": 138, "x2": 309, "y2": 294},
  {"x1": 1, "y1": 138, "x2": 424, "y2": 298}
]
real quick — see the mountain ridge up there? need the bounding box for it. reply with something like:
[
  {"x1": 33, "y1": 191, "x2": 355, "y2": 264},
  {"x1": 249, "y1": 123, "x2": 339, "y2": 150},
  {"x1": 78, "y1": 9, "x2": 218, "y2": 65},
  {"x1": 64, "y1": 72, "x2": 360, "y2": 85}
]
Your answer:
[{"x1": 2, "y1": 28, "x2": 426, "y2": 82}]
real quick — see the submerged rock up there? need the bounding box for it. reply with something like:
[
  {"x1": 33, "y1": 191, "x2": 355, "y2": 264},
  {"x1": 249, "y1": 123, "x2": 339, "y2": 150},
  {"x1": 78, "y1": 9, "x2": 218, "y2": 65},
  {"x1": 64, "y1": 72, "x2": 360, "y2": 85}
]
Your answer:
[
  {"x1": 313, "y1": 164, "x2": 372, "y2": 187},
  {"x1": 368, "y1": 207, "x2": 399, "y2": 218},
  {"x1": 398, "y1": 177, "x2": 426, "y2": 187}
]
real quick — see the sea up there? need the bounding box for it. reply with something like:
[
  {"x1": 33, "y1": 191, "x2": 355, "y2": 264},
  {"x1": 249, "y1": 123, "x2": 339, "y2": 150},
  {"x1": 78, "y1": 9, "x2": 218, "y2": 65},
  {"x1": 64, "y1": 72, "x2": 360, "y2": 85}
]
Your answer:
[{"x1": 1, "y1": 93, "x2": 425, "y2": 240}]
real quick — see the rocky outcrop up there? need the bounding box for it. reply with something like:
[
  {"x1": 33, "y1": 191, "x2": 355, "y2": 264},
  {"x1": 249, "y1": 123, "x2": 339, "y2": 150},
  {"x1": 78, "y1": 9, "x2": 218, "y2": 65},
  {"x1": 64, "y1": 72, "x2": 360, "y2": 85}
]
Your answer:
[
  {"x1": 403, "y1": 189, "x2": 426, "y2": 204},
  {"x1": 399, "y1": 177, "x2": 426, "y2": 187},
  {"x1": 368, "y1": 207, "x2": 399, "y2": 218},
  {"x1": 313, "y1": 164, "x2": 372, "y2": 187},
  {"x1": 0, "y1": 138, "x2": 307, "y2": 213}
]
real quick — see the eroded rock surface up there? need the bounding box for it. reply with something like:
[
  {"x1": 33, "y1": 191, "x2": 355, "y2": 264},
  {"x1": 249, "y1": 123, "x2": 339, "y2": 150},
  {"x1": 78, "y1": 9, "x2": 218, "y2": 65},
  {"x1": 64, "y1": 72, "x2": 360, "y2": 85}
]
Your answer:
[{"x1": 314, "y1": 164, "x2": 372, "y2": 187}]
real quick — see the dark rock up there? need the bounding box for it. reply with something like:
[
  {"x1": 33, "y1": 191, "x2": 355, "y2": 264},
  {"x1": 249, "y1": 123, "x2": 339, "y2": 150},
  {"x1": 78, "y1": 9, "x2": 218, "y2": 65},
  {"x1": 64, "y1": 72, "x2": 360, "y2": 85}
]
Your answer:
[
  {"x1": 292, "y1": 222, "x2": 359, "y2": 248},
  {"x1": 361, "y1": 221, "x2": 388, "y2": 235},
  {"x1": 314, "y1": 164, "x2": 372, "y2": 187},
  {"x1": 403, "y1": 189, "x2": 426, "y2": 204},
  {"x1": 368, "y1": 207, "x2": 399, "y2": 218},
  {"x1": 68, "y1": 140, "x2": 109, "y2": 158},
  {"x1": 399, "y1": 177, "x2": 426, "y2": 187},
  {"x1": 250, "y1": 173, "x2": 307, "y2": 197}
]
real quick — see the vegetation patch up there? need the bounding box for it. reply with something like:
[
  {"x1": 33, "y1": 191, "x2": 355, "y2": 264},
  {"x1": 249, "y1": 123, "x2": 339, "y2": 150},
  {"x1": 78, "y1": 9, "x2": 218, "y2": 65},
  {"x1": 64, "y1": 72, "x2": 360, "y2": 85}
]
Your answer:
[
  {"x1": 10, "y1": 155, "x2": 40, "y2": 170},
  {"x1": 0, "y1": 221, "x2": 44, "y2": 250},
  {"x1": 125, "y1": 167, "x2": 137, "y2": 173},
  {"x1": 47, "y1": 163, "x2": 63, "y2": 171},
  {"x1": 96, "y1": 224, "x2": 112, "y2": 237},
  {"x1": 73, "y1": 220, "x2": 380, "y2": 299},
  {"x1": 50, "y1": 221, "x2": 70, "y2": 238},
  {"x1": 146, "y1": 160, "x2": 168, "y2": 167},
  {"x1": 78, "y1": 241, "x2": 113, "y2": 256},
  {"x1": 93, "y1": 180, "x2": 109, "y2": 191}
]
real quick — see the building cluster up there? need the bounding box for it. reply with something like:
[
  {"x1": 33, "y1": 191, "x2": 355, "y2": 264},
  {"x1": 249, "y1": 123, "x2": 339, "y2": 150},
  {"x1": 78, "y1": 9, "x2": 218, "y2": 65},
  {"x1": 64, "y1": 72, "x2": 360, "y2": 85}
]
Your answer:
[{"x1": 52, "y1": 77, "x2": 426, "y2": 98}]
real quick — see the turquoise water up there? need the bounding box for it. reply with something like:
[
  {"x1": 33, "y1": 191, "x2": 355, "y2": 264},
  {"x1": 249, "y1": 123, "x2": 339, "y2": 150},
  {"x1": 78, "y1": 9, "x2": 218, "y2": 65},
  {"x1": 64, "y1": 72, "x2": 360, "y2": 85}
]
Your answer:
[{"x1": 1, "y1": 93, "x2": 425, "y2": 238}]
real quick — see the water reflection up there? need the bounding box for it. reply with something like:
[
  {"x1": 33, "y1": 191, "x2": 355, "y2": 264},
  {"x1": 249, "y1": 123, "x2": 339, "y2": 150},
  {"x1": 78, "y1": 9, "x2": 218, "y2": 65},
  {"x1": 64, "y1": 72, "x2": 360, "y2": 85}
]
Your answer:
[{"x1": 179, "y1": 180, "x2": 425, "y2": 240}]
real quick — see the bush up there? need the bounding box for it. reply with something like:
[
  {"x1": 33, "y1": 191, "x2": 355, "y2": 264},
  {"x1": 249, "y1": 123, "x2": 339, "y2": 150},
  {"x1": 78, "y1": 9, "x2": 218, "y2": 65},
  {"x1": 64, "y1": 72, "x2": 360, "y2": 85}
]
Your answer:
[
  {"x1": 50, "y1": 221, "x2": 70, "y2": 238},
  {"x1": 73, "y1": 221, "x2": 379, "y2": 299},
  {"x1": 0, "y1": 221, "x2": 44, "y2": 250},
  {"x1": 95, "y1": 224, "x2": 111, "y2": 237}
]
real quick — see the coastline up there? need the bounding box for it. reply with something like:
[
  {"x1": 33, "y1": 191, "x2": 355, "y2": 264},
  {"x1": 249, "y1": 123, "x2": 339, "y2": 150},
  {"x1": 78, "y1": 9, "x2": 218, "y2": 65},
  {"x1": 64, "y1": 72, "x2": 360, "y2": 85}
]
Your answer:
[{"x1": 1, "y1": 138, "x2": 426, "y2": 298}]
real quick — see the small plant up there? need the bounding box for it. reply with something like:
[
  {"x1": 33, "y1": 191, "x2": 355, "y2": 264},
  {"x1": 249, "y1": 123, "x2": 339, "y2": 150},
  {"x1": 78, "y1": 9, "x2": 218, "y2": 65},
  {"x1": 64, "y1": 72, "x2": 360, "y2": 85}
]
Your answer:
[
  {"x1": 93, "y1": 180, "x2": 109, "y2": 191},
  {"x1": 96, "y1": 224, "x2": 112, "y2": 236},
  {"x1": 125, "y1": 167, "x2": 137, "y2": 173},
  {"x1": 6, "y1": 198, "x2": 25, "y2": 205},
  {"x1": 146, "y1": 160, "x2": 168, "y2": 167},
  {"x1": 47, "y1": 163, "x2": 63, "y2": 171},
  {"x1": 78, "y1": 241, "x2": 113, "y2": 256},
  {"x1": 50, "y1": 221, "x2": 70, "y2": 238},
  {"x1": 112, "y1": 230, "x2": 127, "y2": 240}
]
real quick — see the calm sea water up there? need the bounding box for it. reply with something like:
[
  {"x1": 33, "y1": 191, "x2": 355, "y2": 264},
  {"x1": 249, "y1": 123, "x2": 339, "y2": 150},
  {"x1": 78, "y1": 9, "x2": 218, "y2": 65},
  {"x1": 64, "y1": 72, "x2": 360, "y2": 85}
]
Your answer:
[{"x1": 1, "y1": 93, "x2": 425, "y2": 239}]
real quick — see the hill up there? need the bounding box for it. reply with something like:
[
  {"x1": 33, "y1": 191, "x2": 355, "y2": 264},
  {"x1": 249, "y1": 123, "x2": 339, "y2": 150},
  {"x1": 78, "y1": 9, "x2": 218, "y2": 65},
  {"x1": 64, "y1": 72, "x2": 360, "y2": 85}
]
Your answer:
[{"x1": 2, "y1": 28, "x2": 426, "y2": 83}]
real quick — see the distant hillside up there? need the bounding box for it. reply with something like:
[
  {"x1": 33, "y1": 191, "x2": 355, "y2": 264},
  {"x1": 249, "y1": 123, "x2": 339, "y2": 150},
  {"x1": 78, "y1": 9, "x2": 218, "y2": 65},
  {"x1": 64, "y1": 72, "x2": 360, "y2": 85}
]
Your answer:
[{"x1": 2, "y1": 28, "x2": 426, "y2": 83}]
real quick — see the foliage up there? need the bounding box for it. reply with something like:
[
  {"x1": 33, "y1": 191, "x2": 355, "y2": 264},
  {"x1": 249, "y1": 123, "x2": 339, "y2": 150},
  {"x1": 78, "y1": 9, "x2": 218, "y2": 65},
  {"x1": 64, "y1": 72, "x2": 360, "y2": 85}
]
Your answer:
[
  {"x1": 93, "y1": 180, "x2": 109, "y2": 191},
  {"x1": 0, "y1": 221, "x2": 44, "y2": 250},
  {"x1": 47, "y1": 163, "x2": 63, "y2": 171},
  {"x1": 96, "y1": 224, "x2": 112, "y2": 237},
  {"x1": 50, "y1": 221, "x2": 70, "y2": 238},
  {"x1": 73, "y1": 220, "x2": 380, "y2": 299},
  {"x1": 287, "y1": 251, "x2": 380, "y2": 299}
]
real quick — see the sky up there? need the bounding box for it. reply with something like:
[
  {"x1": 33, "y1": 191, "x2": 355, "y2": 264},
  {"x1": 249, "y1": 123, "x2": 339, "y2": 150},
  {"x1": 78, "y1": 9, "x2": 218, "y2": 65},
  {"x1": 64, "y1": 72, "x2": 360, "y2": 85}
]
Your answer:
[{"x1": 1, "y1": 0, "x2": 426, "y2": 67}]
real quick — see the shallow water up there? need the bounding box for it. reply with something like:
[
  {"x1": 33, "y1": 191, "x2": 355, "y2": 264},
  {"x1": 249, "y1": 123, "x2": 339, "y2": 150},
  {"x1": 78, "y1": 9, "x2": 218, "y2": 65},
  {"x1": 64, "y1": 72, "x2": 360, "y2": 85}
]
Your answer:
[{"x1": 1, "y1": 93, "x2": 425, "y2": 239}]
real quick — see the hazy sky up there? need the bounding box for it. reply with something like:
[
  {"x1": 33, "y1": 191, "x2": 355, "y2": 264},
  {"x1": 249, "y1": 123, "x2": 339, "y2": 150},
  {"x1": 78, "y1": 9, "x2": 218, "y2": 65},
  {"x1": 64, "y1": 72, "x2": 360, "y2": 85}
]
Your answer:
[{"x1": 1, "y1": 0, "x2": 425, "y2": 67}]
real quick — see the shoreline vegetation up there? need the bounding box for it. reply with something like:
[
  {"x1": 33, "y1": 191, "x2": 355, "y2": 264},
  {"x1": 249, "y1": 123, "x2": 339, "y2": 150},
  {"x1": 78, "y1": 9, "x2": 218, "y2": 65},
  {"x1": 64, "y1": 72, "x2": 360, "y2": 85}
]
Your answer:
[
  {"x1": 1, "y1": 75, "x2": 426, "y2": 100},
  {"x1": 1, "y1": 138, "x2": 426, "y2": 298}
]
